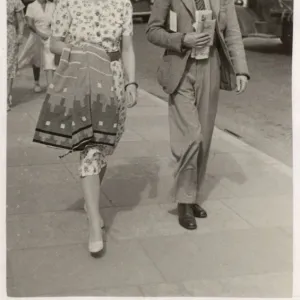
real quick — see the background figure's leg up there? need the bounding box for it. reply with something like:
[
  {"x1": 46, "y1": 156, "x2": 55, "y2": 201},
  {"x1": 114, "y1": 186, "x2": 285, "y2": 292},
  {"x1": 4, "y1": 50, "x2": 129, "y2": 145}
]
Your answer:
[
  {"x1": 7, "y1": 78, "x2": 13, "y2": 98},
  {"x1": 45, "y1": 70, "x2": 54, "y2": 87},
  {"x1": 195, "y1": 48, "x2": 221, "y2": 204},
  {"x1": 32, "y1": 64, "x2": 40, "y2": 82},
  {"x1": 169, "y1": 61, "x2": 201, "y2": 204},
  {"x1": 7, "y1": 78, "x2": 13, "y2": 110},
  {"x1": 32, "y1": 64, "x2": 42, "y2": 92}
]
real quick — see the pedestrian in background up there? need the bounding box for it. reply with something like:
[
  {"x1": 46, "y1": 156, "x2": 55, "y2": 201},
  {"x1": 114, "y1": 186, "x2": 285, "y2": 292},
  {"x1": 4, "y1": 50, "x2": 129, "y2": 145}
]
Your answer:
[
  {"x1": 18, "y1": 31, "x2": 43, "y2": 93},
  {"x1": 25, "y1": 0, "x2": 56, "y2": 88},
  {"x1": 7, "y1": 0, "x2": 25, "y2": 111},
  {"x1": 146, "y1": 0, "x2": 249, "y2": 230},
  {"x1": 32, "y1": 0, "x2": 137, "y2": 257},
  {"x1": 19, "y1": 0, "x2": 42, "y2": 93}
]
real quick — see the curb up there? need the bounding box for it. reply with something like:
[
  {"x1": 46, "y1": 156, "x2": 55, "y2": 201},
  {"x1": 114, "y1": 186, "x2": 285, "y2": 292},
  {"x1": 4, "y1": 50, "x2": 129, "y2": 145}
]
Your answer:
[{"x1": 139, "y1": 89, "x2": 293, "y2": 178}]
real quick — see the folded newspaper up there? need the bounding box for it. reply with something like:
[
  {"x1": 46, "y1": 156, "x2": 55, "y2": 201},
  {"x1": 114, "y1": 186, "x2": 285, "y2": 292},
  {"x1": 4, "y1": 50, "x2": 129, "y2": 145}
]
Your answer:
[{"x1": 191, "y1": 10, "x2": 216, "y2": 60}]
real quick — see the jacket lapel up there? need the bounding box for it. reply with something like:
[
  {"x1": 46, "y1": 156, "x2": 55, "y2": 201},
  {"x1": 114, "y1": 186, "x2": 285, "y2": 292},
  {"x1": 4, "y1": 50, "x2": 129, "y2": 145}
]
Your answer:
[
  {"x1": 208, "y1": 0, "x2": 220, "y2": 16},
  {"x1": 181, "y1": 0, "x2": 196, "y2": 20}
]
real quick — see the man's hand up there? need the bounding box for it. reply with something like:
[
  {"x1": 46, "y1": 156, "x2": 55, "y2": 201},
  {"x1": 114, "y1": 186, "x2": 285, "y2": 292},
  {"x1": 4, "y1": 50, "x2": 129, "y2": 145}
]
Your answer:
[
  {"x1": 126, "y1": 84, "x2": 138, "y2": 108},
  {"x1": 236, "y1": 75, "x2": 248, "y2": 94},
  {"x1": 183, "y1": 32, "x2": 211, "y2": 49}
]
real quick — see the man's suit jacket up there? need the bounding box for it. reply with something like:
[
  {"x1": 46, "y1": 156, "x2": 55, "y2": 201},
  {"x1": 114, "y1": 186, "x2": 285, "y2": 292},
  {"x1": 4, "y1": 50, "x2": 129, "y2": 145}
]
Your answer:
[{"x1": 146, "y1": 0, "x2": 250, "y2": 94}]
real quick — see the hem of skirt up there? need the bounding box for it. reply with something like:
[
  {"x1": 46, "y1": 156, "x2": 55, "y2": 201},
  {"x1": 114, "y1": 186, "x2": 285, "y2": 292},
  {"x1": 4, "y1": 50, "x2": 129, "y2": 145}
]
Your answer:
[{"x1": 32, "y1": 138, "x2": 115, "y2": 159}]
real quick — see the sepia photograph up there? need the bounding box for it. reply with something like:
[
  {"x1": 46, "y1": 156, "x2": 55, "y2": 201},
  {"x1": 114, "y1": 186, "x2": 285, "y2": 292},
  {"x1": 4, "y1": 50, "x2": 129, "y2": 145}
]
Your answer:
[{"x1": 3, "y1": 0, "x2": 296, "y2": 298}]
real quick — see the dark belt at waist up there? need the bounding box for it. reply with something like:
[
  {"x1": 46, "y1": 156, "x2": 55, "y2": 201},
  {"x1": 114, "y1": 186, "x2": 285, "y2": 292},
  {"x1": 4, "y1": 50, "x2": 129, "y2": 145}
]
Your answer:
[{"x1": 108, "y1": 51, "x2": 121, "y2": 62}]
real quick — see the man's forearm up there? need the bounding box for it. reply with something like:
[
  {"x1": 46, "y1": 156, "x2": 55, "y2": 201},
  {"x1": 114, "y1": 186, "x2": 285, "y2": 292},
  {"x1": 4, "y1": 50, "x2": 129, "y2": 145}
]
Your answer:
[
  {"x1": 224, "y1": 0, "x2": 249, "y2": 78},
  {"x1": 146, "y1": 0, "x2": 184, "y2": 53},
  {"x1": 147, "y1": 27, "x2": 185, "y2": 53}
]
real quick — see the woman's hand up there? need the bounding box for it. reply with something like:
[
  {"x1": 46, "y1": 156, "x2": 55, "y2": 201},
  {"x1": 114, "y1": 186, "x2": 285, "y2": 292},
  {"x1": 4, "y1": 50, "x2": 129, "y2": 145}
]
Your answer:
[
  {"x1": 126, "y1": 84, "x2": 138, "y2": 108},
  {"x1": 40, "y1": 33, "x2": 50, "y2": 41},
  {"x1": 50, "y1": 36, "x2": 70, "y2": 55},
  {"x1": 16, "y1": 34, "x2": 24, "y2": 45}
]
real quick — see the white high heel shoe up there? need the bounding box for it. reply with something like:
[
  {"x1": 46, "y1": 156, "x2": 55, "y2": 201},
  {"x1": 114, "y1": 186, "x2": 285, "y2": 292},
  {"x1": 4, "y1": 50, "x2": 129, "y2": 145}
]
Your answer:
[
  {"x1": 88, "y1": 227, "x2": 105, "y2": 258},
  {"x1": 84, "y1": 203, "x2": 105, "y2": 257}
]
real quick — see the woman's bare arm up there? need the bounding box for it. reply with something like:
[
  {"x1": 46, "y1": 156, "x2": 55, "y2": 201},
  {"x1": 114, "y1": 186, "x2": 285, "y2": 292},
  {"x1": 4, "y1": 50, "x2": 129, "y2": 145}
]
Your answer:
[
  {"x1": 121, "y1": 35, "x2": 135, "y2": 83},
  {"x1": 49, "y1": 36, "x2": 71, "y2": 55},
  {"x1": 16, "y1": 10, "x2": 25, "y2": 40}
]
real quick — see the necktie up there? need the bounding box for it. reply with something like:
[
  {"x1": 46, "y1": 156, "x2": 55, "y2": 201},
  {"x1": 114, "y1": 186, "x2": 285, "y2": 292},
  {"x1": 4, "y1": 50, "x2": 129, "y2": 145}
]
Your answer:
[{"x1": 195, "y1": 0, "x2": 205, "y2": 10}]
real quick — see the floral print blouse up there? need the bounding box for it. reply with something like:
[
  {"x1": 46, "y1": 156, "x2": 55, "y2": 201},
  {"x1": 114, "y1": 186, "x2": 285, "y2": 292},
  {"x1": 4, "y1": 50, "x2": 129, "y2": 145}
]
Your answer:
[
  {"x1": 51, "y1": 0, "x2": 133, "y2": 52},
  {"x1": 7, "y1": 0, "x2": 24, "y2": 25}
]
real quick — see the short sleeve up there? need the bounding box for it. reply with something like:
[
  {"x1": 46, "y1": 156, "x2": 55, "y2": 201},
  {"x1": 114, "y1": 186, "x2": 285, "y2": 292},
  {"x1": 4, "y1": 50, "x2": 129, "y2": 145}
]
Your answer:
[
  {"x1": 25, "y1": 3, "x2": 34, "y2": 18},
  {"x1": 51, "y1": 0, "x2": 71, "y2": 39},
  {"x1": 14, "y1": 0, "x2": 25, "y2": 12},
  {"x1": 122, "y1": 0, "x2": 133, "y2": 36}
]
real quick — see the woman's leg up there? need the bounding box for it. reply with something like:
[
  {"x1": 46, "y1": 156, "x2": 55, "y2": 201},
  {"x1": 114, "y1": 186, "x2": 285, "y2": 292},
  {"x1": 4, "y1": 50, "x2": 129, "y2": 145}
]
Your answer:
[
  {"x1": 81, "y1": 175, "x2": 104, "y2": 239},
  {"x1": 7, "y1": 78, "x2": 13, "y2": 98},
  {"x1": 32, "y1": 64, "x2": 42, "y2": 92},
  {"x1": 32, "y1": 64, "x2": 40, "y2": 82},
  {"x1": 7, "y1": 78, "x2": 13, "y2": 109},
  {"x1": 45, "y1": 70, "x2": 54, "y2": 87},
  {"x1": 80, "y1": 147, "x2": 106, "y2": 253}
]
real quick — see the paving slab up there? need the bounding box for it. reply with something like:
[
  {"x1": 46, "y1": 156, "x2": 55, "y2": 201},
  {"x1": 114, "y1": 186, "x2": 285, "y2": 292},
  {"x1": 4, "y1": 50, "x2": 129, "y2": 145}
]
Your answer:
[
  {"x1": 218, "y1": 167, "x2": 292, "y2": 197},
  {"x1": 6, "y1": 182, "x2": 96, "y2": 215},
  {"x1": 7, "y1": 145, "x2": 65, "y2": 167},
  {"x1": 8, "y1": 240, "x2": 163, "y2": 297},
  {"x1": 140, "y1": 228, "x2": 292, "y2": 283},
  {"x1": 100, "y1": 201, "x2": 250, "y2": 240},
  {"x1": 220, "y1": 194, "x2": 293, "y2": 228},
  {"x1": 7, "y1": 210, "x2": 90, "y2": 250},
  {"x1": 6, "y1": 87, "x2": 293, "y2": 297},
  {"x1": 7, "y1": 164, "x2": 76, "y2": 188},
  {"x1": 140, "y1": 283, "x2": 191, "y2": 297},
  {"x1": 207, "y1": 151, "x2": 276, "y2": 175},
  {"x1": 45, "y1": 285, "x2": 143, "y2": 297},
  {"x1": 183, "y1": 271, "x2": 292, "y2": 298}
]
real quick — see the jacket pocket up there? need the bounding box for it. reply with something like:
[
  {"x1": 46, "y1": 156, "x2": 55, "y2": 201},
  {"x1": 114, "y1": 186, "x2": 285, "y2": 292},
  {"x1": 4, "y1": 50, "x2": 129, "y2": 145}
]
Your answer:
[{"x1": 157, "y1": 55, "x2": 172, "y2": 89}]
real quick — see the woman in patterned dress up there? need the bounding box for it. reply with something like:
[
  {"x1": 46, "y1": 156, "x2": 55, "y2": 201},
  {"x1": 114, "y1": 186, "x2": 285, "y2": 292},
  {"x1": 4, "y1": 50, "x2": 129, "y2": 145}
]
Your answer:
[
  {"x1": 7, "y1": 0, "x2": 25, "y2": 111},
  {"x1": 49, "y1": 0, "x2": 137, "y2": 256}
]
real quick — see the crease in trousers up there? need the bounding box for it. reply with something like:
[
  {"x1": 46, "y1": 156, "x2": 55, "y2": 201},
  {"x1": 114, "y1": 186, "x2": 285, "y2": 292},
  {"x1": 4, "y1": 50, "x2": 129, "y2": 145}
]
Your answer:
[{"x1": 169, "y1": 47, "x2": 221, "y2": 204}]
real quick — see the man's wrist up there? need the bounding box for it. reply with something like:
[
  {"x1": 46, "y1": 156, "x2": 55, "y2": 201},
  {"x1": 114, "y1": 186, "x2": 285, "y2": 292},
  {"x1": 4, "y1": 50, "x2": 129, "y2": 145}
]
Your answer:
[
  {"x1": 180, "y1": 33, "x2": 187, "y2": 52},
  {"x1": 236, "y1": 73, "x2": 250, "y2": 80}
]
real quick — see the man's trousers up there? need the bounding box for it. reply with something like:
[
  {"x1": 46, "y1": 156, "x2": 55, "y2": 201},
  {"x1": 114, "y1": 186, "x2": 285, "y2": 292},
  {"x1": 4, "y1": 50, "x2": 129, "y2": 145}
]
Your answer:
[{"x1": 169, "y1": 47, "x2": 221, "y2": 204}]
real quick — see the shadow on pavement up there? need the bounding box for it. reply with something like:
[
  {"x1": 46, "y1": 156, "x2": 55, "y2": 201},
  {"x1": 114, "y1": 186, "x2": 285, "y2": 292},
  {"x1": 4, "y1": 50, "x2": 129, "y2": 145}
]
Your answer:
[
  {"x1": 11, "y1": 87, "x2": 44, "y2": 108},
  {"x1": 91, "y1": 157, "x2": 160, "y2": 233}
]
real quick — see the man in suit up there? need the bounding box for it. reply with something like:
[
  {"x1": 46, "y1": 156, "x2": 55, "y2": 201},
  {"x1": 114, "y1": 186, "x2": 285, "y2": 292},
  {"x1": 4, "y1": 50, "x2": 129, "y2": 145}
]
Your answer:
[{"x1": 146, "y1": 0, "x2": 249, "y2": 230}]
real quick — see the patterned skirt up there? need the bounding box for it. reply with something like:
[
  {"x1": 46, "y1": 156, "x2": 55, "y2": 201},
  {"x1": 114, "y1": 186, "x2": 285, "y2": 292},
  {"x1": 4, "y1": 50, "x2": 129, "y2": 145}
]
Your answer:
[
  {"x1": 33, "y1": 45, "x2": 127, "y2": 177},
  {"x1": 79, "y1": 60, "x2": 127, "y2": 177}
]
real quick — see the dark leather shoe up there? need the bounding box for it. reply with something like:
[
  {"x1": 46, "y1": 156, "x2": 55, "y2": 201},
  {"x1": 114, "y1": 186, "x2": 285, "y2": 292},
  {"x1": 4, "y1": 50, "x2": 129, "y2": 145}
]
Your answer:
[
  {"x1": 192, "y1": 204, "x2": 207, "y2": 218},
  {"x1": 178, "y1": 204, "x2": 197, "y2": 230}
]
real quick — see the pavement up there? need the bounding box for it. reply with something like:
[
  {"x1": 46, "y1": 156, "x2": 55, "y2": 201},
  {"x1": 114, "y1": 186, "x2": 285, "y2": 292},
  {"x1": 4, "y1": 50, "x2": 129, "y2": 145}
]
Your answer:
[{"x1": 6, "y1": 70, "x2": 293, "y2": 297}]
